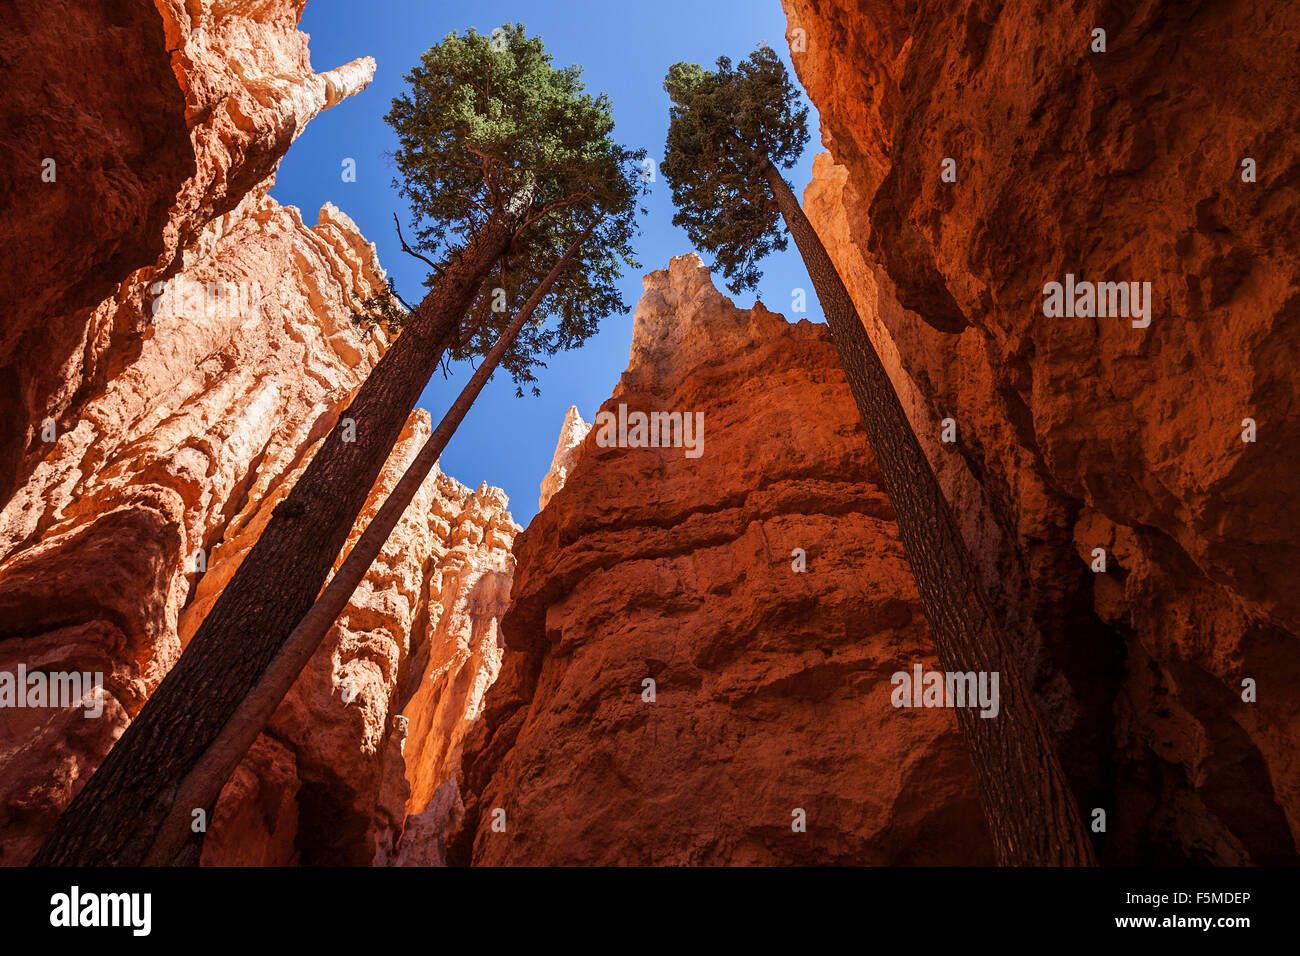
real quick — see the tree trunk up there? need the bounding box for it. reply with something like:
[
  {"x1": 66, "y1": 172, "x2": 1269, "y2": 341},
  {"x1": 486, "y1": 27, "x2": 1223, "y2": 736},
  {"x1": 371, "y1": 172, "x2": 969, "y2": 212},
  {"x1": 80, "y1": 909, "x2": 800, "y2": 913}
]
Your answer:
[
  {"x1": 140, "y1": 222, "x2": 597, "y2": 865},
  {"x1": 33, "y1": 193, "x2": 535, "y2": 866},
  {"x1": 760, "y1": 159, "x2": 1095, "y2": 866}
]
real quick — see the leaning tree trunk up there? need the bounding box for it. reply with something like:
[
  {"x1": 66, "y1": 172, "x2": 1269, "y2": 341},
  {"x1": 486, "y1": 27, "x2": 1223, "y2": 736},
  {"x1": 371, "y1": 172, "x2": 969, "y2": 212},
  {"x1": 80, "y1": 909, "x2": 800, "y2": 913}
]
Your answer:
[
  {"x1": 33, "y1": 191, "x2": 536, "y2": 867},
  {"x1": 140, "y1": 222, "x2": 598, "y2": 865},
  {"x1": 760, "y1": 158, "x2": 1095, "y2": 866}
]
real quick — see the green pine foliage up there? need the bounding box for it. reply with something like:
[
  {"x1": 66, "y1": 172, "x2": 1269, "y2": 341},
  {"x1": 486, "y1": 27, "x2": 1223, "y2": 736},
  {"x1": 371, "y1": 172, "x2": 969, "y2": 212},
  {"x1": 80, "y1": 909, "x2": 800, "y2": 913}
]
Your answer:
[
  {"x1": 350, "y1": 281, "x2": 409, "y2": 335},
  {"x1": 356, "y1": 23, "x2": 645, "y2": 395},
  {"x1": 661, "y1": 46, "x2": 809, "y2": 293}
]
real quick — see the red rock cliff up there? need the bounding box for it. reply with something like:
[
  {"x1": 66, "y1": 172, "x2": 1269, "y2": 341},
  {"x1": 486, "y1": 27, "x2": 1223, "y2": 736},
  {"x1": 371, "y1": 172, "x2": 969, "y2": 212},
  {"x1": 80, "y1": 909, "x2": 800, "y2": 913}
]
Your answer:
[
  {"x1": 451, "y1": 254, "x2": 993, "y2": 865},
  {"x1": 0, "y1": 0, "x2": 375, "y2": 507},
  {"x1": 783, "y1": 0, "x2": 1300, "y2": 863},
  {"x1": 0, "y1": 0, "x2": 517, "y2": 866}
]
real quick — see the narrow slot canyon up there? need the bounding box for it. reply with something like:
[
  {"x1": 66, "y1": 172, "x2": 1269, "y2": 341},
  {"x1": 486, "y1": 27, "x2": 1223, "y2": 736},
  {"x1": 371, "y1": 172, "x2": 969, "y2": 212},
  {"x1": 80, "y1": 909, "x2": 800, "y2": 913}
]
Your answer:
[{"x1": 0, "y1": 0, "x2": 1296, "y2": 875}]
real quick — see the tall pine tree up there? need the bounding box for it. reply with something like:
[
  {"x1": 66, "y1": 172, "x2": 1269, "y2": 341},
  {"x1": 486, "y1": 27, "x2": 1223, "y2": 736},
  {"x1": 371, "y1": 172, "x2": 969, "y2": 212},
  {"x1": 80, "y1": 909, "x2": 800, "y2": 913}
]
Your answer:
[
  {"x1": 660, "y1": 47, "x2": 1094, "y2": 866},
  {"x1": 37, "y1": 24, "x2": 643, "y2": 866}
]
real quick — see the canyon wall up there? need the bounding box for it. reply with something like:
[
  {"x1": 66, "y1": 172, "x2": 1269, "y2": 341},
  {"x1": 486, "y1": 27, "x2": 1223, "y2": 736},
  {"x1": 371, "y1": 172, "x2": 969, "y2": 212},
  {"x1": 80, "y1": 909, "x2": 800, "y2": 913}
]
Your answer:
[
  {"x1": 0, "y1": 0, "x2": 374, "y2": 507},
  {"x1": 4, "y1": 0, "x2": 1294, "y2": 869},
  {"x1": 0, "y1": 0, "x2": 517, "y2": 866},
  {"x1": 783, "y1": 0, "x2": 1300, "y2": 863},
  {"x1": 451, "y1": 254, "x2": 993, "y2": 865},
  {"x1": 195, "y1": 412, "x2": 519, "y2": 866}
]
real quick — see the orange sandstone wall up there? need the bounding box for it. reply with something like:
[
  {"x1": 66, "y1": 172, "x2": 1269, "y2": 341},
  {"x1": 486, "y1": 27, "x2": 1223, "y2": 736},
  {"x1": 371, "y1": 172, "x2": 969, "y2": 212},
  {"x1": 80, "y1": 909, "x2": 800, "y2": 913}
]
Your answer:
[
  {"x1": 0, "y1": 0, "x2": 516, "y2": 866},
  {"x1": 451, "y1": 255, "x2": 993, "y2": 865},
  {"x1": 783, "y1": 0, "x2": 1300, "y2": 863}
]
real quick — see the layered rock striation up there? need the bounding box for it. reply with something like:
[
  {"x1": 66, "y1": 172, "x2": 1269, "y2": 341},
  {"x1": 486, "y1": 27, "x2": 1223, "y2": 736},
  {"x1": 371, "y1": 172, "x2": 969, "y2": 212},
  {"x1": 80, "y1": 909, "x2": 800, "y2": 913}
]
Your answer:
[{"x1": 0, "y1": 0, "x2": 374, "y2": 505}]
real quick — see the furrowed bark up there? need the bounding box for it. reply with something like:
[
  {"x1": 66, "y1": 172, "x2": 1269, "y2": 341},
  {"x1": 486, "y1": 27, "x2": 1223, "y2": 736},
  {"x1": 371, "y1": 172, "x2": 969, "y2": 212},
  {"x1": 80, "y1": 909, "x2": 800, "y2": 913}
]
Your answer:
[
  {"x1": 760, "y1": 156, "x2": 1095, "y2": 866},
  {"x1": 141, "y1": 220, "x2": 598, "y2": 865},
  {"x1": 33, "y1": 191, "x2": 537, "y2": 867}
]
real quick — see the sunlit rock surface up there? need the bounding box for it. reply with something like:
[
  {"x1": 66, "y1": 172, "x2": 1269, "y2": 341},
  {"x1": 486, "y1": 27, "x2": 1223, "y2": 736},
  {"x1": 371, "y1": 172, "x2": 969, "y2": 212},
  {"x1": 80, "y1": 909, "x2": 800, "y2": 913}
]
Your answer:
[{"x1": 450, "y1": 255, "x2": 993, "y2": 865}]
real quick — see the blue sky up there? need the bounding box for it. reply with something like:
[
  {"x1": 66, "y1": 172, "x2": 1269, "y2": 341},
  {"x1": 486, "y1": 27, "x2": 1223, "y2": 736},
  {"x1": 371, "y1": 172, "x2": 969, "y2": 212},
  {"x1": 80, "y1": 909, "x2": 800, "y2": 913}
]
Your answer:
[{"x1": 272, "y1": 0, "x2": 822, "y2": 526}]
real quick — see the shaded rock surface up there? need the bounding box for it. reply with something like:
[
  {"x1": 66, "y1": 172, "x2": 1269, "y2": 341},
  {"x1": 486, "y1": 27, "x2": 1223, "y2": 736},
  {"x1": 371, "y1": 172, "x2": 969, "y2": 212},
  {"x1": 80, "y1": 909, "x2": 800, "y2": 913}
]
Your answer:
[
  {"x1": 784, "y1": 0, "x2": 1300, "y2": 863},
  {"x1": 451, "y1": 255, "x2": 993, "y2": 865},
  {"x1": 0, "y1": 0, "x2": 374, "y2": 505}
]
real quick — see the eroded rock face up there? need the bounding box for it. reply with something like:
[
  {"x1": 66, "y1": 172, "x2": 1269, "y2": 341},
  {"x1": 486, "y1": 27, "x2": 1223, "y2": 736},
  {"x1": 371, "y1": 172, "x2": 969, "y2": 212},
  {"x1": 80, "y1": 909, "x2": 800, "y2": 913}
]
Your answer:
[
  {"x1": 784, "y1": 0, "x2": 1300, "y2": 863},
  {"x1": 0, "y1": 182, "x2": 521, "y2": 865},
  {"x1": 385, "y1": 478, "x2": 518, "y2": 867},
  {"x1": 197, "y1": 413, "x2": 519, "y2": 866},
  {"x1": 0, "y1": 0, "x2": 374, "y2": 506},
  {"x1": 0, "y1": 187, "x2": 521, "y2": 865},
  {"x1": 0, "y1": 185, "x2": 384, "y2": 863},
  {"x1": 452, "y1": 255, "x2": 993, "y2": 865},
  {"x1": 0, "y1": 0, "x2": 520, "y2": 867}
]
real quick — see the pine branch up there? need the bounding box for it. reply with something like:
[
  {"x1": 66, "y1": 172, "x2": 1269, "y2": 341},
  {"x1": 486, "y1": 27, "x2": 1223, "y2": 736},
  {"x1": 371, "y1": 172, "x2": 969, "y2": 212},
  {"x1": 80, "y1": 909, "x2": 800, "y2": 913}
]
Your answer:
[{"x1": 393, "y1": 213, "x2": 439, "y2": 271}]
